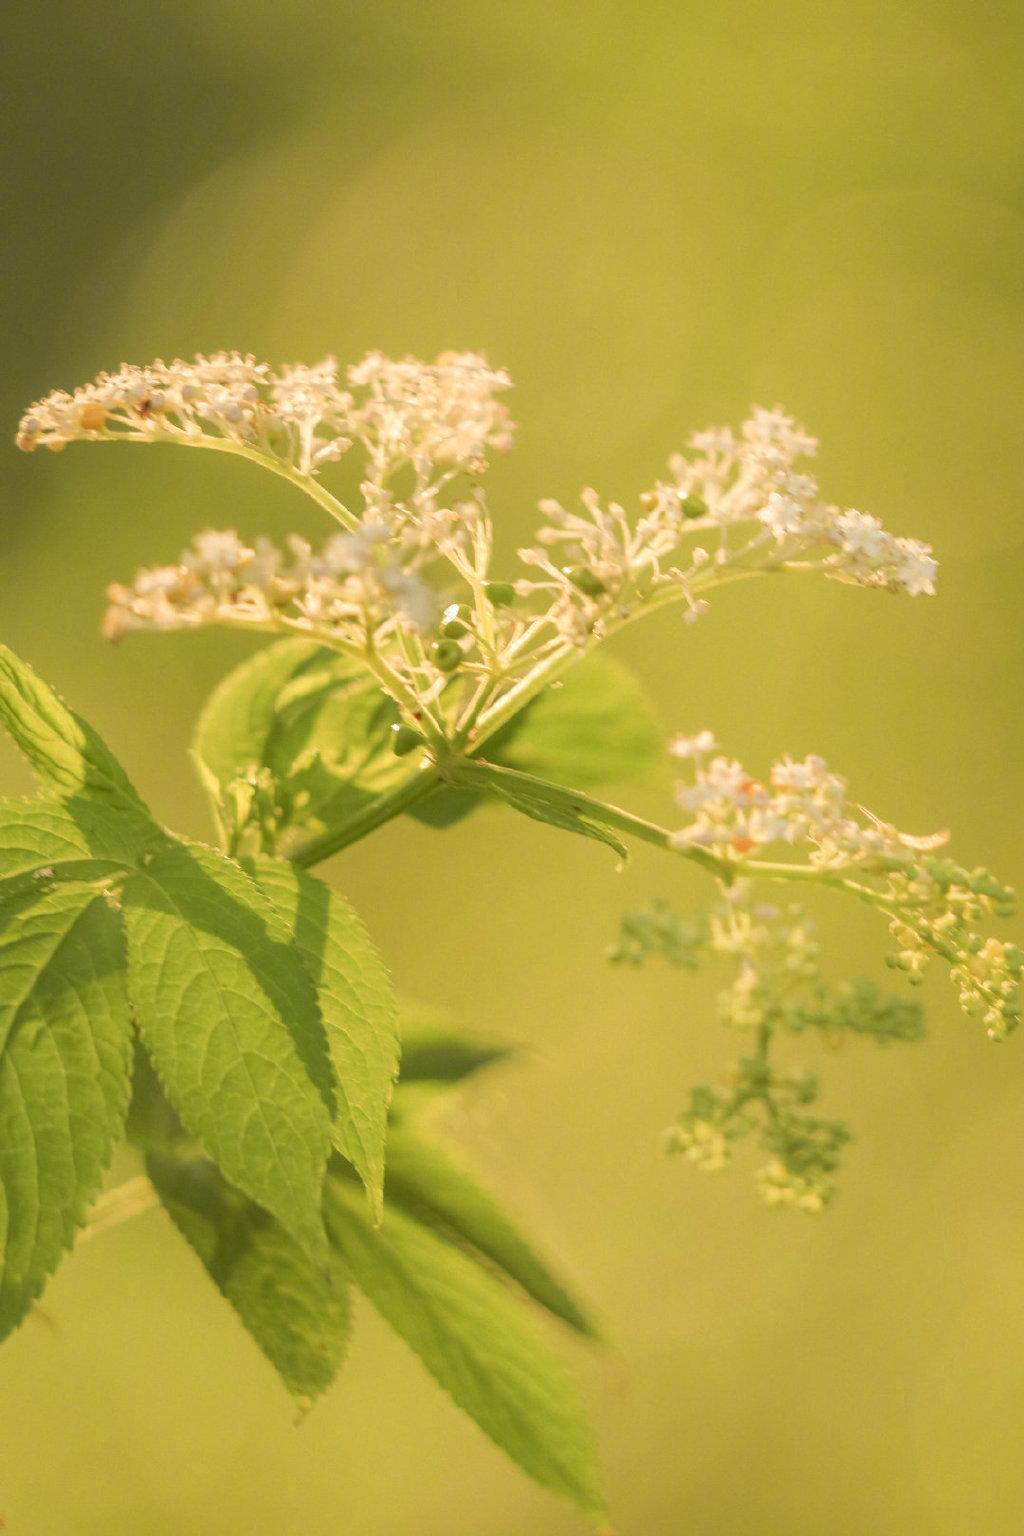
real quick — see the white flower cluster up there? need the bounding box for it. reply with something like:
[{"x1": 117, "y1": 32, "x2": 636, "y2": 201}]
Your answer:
[
  {"x1": 668, "y1": 732, "x2": 940, "y2": 864},
  {"x1": 104, "y1": 526, "x2": 439, "y2": 643},
  {"x1": 350, "y1": 351, "x2": 514, "y2": 480},
  {"x1": 17, "y1": 349, "x2": 513, "y2": 483},
  {"x1": 667, "y1": 733, "x2": 1021, "y2": 1040},
  {"x1": 517, "y1": 405, "x2": 936, "y2": 647},
  {"x1": 667, "y1": 406, "x2": 937, "y2": 596}
]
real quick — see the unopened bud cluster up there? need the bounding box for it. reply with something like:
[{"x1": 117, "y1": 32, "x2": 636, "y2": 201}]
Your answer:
[{"x1": 615, "y1": 889, "x2": 925, "y2": 1210}]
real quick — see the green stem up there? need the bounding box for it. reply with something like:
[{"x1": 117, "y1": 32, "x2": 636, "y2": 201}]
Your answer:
[
  {"x1": 291, "y1": 765, "x2": 442, "y2": 869},
  {"x1": 88, "y1": 426, "x2": 360, "y2": 528}
]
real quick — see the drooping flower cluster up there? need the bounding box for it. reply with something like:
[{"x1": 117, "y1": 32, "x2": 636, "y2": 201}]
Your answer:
[
  {"x1": 17, "y1": 349, "x2": 513, "y2": 485},
  {"x1": 518, "y1": 405, "x2": 936, "y2": 647},
  {"x1": 612, "y1": 890, "x2": 925, "y2": 1211},
  {"x1": 667, "y1": 733, "x2": 1021, "y2": 1040}
]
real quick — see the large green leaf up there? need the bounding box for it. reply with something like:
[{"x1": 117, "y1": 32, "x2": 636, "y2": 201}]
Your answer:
[
  {"x1": 0, "y1": 645, "x2": 155, "y2": 821},
  {"x1": 375, "y1": 1125, "x2": 598, "y2": 1338},
  {"x1": 120, "y1": 841, "x2": 332, "y2": 1260},
  {"x1": 325, "y1": 1176, "x2": 605, "y2": 1519},
  {"x1": 147, "y1": 1149, "x2": 351, "y2": 1401},
  {"x1": 192, "y1": 639, "x2": 407, "y2": 854},
  {"x1": 496, "y1": 652, "x2": 663, "y2": 786},
  {"x1": 242, "y1": 856, "x2": 398, "y2": 1222},
  {"x1": 0, "y1": 882, "x2": 133, "y2": 1339},
  {"x1": 0, "y1": 797, "x2": 154, "y2": 895}
]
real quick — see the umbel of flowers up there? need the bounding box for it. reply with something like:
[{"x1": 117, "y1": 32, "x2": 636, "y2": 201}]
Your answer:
[
  {"x1": 19, "y1": 351, "x2": 935, "y2": 740},
  {"x1": 17, "y1": 348, "x2": 1015, "y2": 1214}
]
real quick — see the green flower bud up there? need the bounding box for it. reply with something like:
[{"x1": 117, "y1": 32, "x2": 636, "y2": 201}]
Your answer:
[
  {"x1": 680, "y1": 494, "x2": 709, "y2": 520},
  {"x1": 485, "y1": 581, "x2": 516, "y2": 607},
  {"x1": 442, "y1": 619, "x2": 468, "y2": 639},
  {"x1": 433, "y1": 638, "x2": 463, "y2": 672},
  {"x1": 390, "y1": 724, "x2": 425, "y2": 757},
  {"x1": 564, "y1": 566, "x2": 607, "y2": 597}
]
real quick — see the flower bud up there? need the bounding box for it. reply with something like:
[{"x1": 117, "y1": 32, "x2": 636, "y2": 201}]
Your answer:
[
  {"x1": 433, "y1": 639, "x2": 462, "y2": 672},
  {"x1": 390, "y1": 724, "x2": 425, "y2": 757}
]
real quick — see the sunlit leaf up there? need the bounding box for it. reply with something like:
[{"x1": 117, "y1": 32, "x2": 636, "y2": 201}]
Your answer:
[
  {"x1": 243, "y1": 855, "x2": 398, "y2": 1221},
  {"x1": 0, "y1": 883, "x2": 133, "y2": 1339},
  {"x1": 121, "y1": 840, "x2": 332, "y2": 1261},
  {"x1": 325, "y1": 1176, "x2": 605, "y2": 1518},
  {"x1": 148, "y1": 1149, "x2": 351, "y2": 1400}
]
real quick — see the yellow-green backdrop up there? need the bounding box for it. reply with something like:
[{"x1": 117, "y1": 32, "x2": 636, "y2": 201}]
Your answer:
[{"x1": 2, "y1": 3, "x2": 1022, "y2": 1532}]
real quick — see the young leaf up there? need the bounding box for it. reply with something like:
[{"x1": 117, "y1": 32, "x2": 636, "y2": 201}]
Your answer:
[
  {"x1": 0, "y1": 882, "x2": 133, "y2": 1339},
  {"x1": 372, "y1": 1125, "x2": 599, "y2": 1338},
  {"x1": 241, "y1": 856, "x2": 398, "y2": 1222},
  {"x1": 120, "y1": 840, "x2": 332, "y2": 1261},
  {"x1": 487, "y1": 780, "x2": 627, "y2": 859},
  {"x1": 192, "y1": 639, "x2": 407, "y2": 852},
  {"x1": 0, "y1": 645, "x2": 155, "y2": 820},
  {"x1": 147, "y1": 1150, "x2": 351, "y2": 1401},
  {"x1": 325, "y1": 1176, "x2": 606, "y2": 1519}
]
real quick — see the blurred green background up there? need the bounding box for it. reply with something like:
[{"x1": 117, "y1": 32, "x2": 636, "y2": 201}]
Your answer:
[{"x1": 2, "y1": 2, "x2": 1023, "y2": 1531}]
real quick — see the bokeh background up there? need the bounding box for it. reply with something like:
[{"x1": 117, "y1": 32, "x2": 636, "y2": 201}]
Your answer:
[{"x1": 2, "y1": 3, "x2": 1023, "y2": 1532}]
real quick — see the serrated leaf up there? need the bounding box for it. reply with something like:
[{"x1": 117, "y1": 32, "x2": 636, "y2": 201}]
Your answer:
[
  {"x1": 192, "y1": 639, "x2": 408, "y2": 854},
  {"x1": 120, "y1": 840, "x2": 332, "y2": 1261},
  {"x1": 0, "y1": 883, "x2": 133, "y2": 1339},
  {"x1": 488, "y1": 780, "x2": 627, "y2": 859},
  {"x1": 375, "y1": 1125, "x2": 599, "y2": 1338},
  {"x1": 409, "y1": 653, "x2": 663, "y2": 829},
  {"x1": 242, "y1": 856, "x2": 398, "y2": 1223},
  {"x1": 0, "y1": 645, "x2": 155, "y2": 820},
  {"x1": 0, "y1": 797, "x2": 155, "y2": 896},
  {"x1": 147, "y1": 1149, "x2": 351, "y2": 1400},
  {"x1": 325, "y1": 1176, "x2": 605, "y2": 1518}
]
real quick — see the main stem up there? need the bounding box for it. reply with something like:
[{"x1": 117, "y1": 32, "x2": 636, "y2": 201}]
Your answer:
[{"x1": 291, "y1": 764, "x2": 442, "y2": 868}]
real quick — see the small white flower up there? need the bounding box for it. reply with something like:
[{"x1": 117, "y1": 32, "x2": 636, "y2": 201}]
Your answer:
[{"x1": 670, "y1": 730, "x2": 718, "y2": 759}]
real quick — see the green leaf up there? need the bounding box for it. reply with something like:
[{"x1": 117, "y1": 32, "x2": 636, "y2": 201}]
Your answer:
[
  {"x1": 192, "y1": 639, "x2": 407, "y2": 854},
  {"x1": 241, "y1": 856, "x2": 398, "y2": 1222},
  {"x1": 325, "y1": 1177, "x2": 605, "y2": 1518},
  {"x1": 397, "y1": 1001, "x2": 514, "y2": 1087},
  {"x1": 497, "y1": 653, "x2": 663, "y2": 787},
  {"x1": 120, "y1": 840, "x2": 332, "y2": 1260},
  {"x1": 0, "y1": 797, "x2": 155, "y2": 895},
  {"x1": 377, "y1": 1125, "x2": 599, "y2": 1338},
  {"x1": 0, "y1": 645, "x2": 155, "y2": 820},
  {"x1": 0, "y1": 882, "x2": 133, "y2": 1339},
  {"x1": 410, "y1": 653, "x2": 663, "y2": 829},
  {"x1": 487, "y1": 779, "x2": 627, "y2": 859},
  {"x1": 147, "y1": 1149, "x2": 351, "y2": 1401}
]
